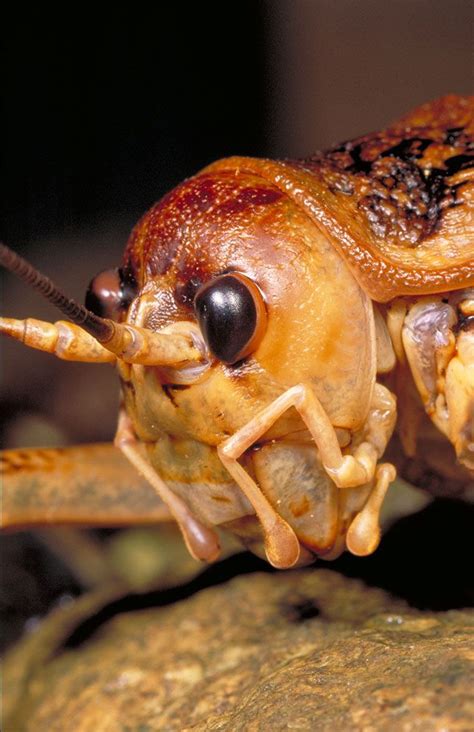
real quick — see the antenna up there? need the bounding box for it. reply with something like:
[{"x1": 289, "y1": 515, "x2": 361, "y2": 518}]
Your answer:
[
  {"x1": 0, "y1": 242, "x2": 201, "y2": 366},
  {"x1": 0, "y1": 242, "x2": 114, "y2": 342}
]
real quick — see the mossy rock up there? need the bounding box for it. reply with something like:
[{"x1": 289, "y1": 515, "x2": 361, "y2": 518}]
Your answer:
[{"x1": 4, "y1": 567, "x2": 473, "y2": 731}]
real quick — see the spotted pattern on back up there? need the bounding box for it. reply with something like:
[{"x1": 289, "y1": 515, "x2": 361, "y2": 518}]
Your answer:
[
  {"x1": 302, "y1": 119, "x2": 473, "y2": 247},
  {"x1": 123, "y1": 96, "x2": 474, "y2": 302},
  {"x1": 205, "y1": 96, "x2": 474, "y2": 300}
]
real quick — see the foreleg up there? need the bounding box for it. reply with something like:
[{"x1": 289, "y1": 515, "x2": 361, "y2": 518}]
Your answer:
[
  {"x1": 218, "y1": 381, "x2": 397, "y2": 565},
  {"x1": 402, "y1": 295, "x2": 474, "y2": 472},
  {"x1": 115, "y1": 410, "x2": 220, "y2": 562}
]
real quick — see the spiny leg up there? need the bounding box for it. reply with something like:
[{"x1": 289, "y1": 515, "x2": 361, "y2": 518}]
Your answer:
[
  {"x1": 218, "y1": 381, "x2": 397, "y2": 566},
  {"x1": 1, "y1": 443, "x2": 173, "y2": 529},
  {"x1": 115, "y1": 410, "x2": 221, "y2": 563}
]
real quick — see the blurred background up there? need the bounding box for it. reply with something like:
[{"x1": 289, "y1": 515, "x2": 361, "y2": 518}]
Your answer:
[
  {"x1": 2, "y1": 0, "x2": 472, "y2": 447},
  {"x1": 1, "y1": 1, "x2": 473, "y2": 649}
]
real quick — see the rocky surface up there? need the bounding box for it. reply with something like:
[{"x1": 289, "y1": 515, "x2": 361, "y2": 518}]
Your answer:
[{"x1": 4, "y1": 567, "x2": 474, "y2": 731}]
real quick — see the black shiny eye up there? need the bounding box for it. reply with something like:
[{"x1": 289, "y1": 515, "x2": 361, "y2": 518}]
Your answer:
[
  {"x1": 194, "y1": 273, "x2": 267, "y2": 364},
  {"x1": 85, "y1": 268, "x2": 136, "y2": 320}
]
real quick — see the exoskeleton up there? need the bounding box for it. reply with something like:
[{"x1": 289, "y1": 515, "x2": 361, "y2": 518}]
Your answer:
[{"x1": 1, "y1": 95, "x2": 473, "y2": 568}]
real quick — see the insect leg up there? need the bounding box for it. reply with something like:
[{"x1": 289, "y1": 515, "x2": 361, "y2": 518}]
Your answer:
[
  {"x1": 346, "y1": 463, "x2": 396, "y2": 555},
  {"x1": 216, "y1": 449, "x2": 301, "y2": 569},
  {"x1": 350, "y1": 383, "x2": 398, "y2": 472},
  {"x1": 114, "y1": 410, "x2": 221, "y2": 563},
  {"x1": 402, "y1": 295, "x2": 474, "y2": 472},
  {"x1": 1, "y1": 443, "x2": 173, "y2": 529},
  {"x1": 221, "y1": 383, "x2": 385, "y2": 489},
  {"x1": 218, "y1": 382, "x2": 397, "y2": 565},
  {"x1": 0, "y1": 317, "x2": 116, "y2": 362},
  {"x1": 444, "y1": 328, "x2": 474, "y2": 471}
]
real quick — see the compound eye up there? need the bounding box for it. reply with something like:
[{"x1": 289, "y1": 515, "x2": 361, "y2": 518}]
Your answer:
[
  {"x1": 85, "y1": 268, "x2": 135, "y2": 320},
  {"x1": 194, "y1": 273, "x2": 267, "y2": 364}
]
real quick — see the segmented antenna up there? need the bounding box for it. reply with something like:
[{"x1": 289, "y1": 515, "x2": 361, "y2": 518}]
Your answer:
[{"x1": 0, "y1": 242, "x2": 114, "y2": 342}]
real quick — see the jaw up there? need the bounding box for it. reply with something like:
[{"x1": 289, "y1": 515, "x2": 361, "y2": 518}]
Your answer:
[
  {"x1": 147, "y1": 431, "x2": 372, "y2": 562},
  {"x1": 121, "y1": 343, "x2": 378, "y2": 563}
]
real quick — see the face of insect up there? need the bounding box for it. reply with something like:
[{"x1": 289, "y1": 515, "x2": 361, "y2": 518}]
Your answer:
[
  {"x1": 3, "y1": 95, "x2": 472, "y2": 564},
  {"x1": 108, "y1": 169, "x2": 376, "y2": 556}
]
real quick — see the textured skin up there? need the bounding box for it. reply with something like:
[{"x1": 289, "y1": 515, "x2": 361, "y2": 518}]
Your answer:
[
  {"x1": 124, "y1": 95, "x2": 473, "y2": 303},
  {"x1": 203, "y1": 96, "x2": 474, "y2": 302},
  {"x1": 118, "y1": 148, "x2": 384, "y2": 561},
  {"x1": 113, "y1": 96, "x2": 474, "y2": 560},
  {"x1": 2, "y1": 97, "x2": 472, "y2": 557}
]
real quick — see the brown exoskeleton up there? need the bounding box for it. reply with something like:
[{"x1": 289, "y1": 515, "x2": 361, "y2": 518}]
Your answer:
[{"x1": 1, "y1": 95, "x2": 473, "y2": 568}]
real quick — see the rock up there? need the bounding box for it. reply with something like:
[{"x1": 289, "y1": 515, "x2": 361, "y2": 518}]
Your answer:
[{"x1": 4, "y1": 567, "x2": 473, "y2": 731}]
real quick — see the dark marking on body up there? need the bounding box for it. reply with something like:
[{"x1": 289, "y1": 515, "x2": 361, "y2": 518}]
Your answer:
[
  {"x1": 124, "y1": 177, "x2": 217, "y2": 280},
  {"x1": 345, "y1": 142, "x2": 377, "y2": 175},
  {"x1": 456, "y1": 313, "x2": 474, "y2": 333},
  {"x1": 216, "y1": 186, "x2": 283, "y2": 215},
  {"x1": 444, "y1": 153, "x2": 474, "y2": 175},
  {"x1": 175, "y1": 276, "x2": 204, "y2": 309},
  {"x1": 289, "y1": 495, "x2": 310, "y2": 518},
  {"x1": 162, "y1": 383, "x2": 190, "y2": 407},
  {"x1": 1, "y1": 448, "x2": 61, "y2": 474},
  {"x1": 380, "y1": 137, "x2": 432, "y2": 163},
  {"x1": 124, "y1": 173, "x2": 282, "y2": 281},
  {"x1": 316, "y1": 128, "x2": 473, "y2": 246},
  {"x1": 174, "y1": 176, "x2": 218, "y2": 214},
  {"x1": 444, "y1": 127, "x2": 464, "y2": 146},
  {"x1": 175, "y1": 258, "x2": 214, "y2": 311}
]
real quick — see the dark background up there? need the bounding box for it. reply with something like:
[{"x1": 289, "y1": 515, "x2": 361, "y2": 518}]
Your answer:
[
  {"x1": 2, "y1": 6, "x2": 267, "y2": 245},
  {"x1": 2, "y1": 0, "x2": 472, "y2": 446},
  {"x1": 1, "y1": 2, "x2": 473, "y2": 650},
  {"x1": 1, "y1": 3, "x2": 270, "y2": 445}
]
